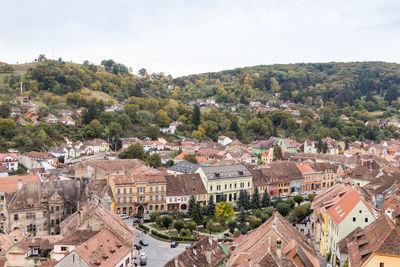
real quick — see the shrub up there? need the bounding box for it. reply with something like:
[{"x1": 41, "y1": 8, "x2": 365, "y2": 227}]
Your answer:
[
  {"x1": 233, "y1": 230, "x2": 241, "y2": 238},
  {"x1": 249, "y1": 217, "x2": 262, "y2": 229},
  {"x1": 138, "y1": 224, "x2": 149, "y2": 232},
  {"x1": 150, "y1": 212, "x2": 160, "y2": 222}
]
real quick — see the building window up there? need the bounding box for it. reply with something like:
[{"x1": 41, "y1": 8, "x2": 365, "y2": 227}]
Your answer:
[
  {"x1": 138, "y1": 187, "x2": 145, "y2": 194},
  {"x1": 248, "y1": 182, "x2": 250, "y2": 187},
  {"x1": 240, "y1": 182, "x2": 244, "y2": 188},
  {"x1": 217, "y1": 185, "x2": 221, "y2": 191},
  {"x1": 156, "y1": 187, "x2": 159, "y2": 192},
  {"x1": 14, "y1": 214, "x2": 18, "y2": 221},
  {"x1": 129, "y1": 188, "x2": 132, "y2": 193},
  {"x1": 161, "y1": 186, "x2": 164, "y2": 192},
  {"x1": 161, "y1": 195, "x2": 164, "y2": 201},
  {"x1": 225, "y1": 184, "x2": 227, "y2": 190},
  {"x1": 380, "y1": 263, "x2": 384, "y2": 267},
  {"x1": 117, "y1": 198, "x2": 120, "y2": 203},
  {"x1": 56, "y1": 206, "x2": 59, "y2": 211},
  {"x1": 27, "y1": 224, "x2": 36, "y2": 233},
  {"x1": 365, "y1": 218, "x2": 368, "y2": 223},
  {"x1": 61, "y1": 246, "x2": 67, "y2": 251},
  {"x1": 129, "y1": 197, "x2": 132, "y2": 202},
  {"x1": 117, "y1": 189, "x2": 120, "y2": 194},
  {"x1": 123, "y1": 188, "x2": 126, "y2": 194},
  {"x1": 359, "y1": 210, "x2": 362, "y2": 213},
  {"x1": 230, "y1": 184, "x2": 232, "y2": 189},
  {"x1": 150, "y1": 196, "x2": 153, "y2": 201},
  {"x1": 150, "y1": 187, "x2": 153, "y2": 192},
  {"x1": 156, "y1": 195, "x2": 159, "y2": 201},
  {"x1": 234, "y1": 183, "x2": 237, "y2": 188},
  {"x1": 210, "y1": 185, "x2": 213, "y2": 191},
  {"x1": 123, "y1": 197, "x2": 126, "y2": 203},
  {"x1": 26, "y1": 212, "x2": 36, "y2": 219},
  {"x1": 169, "y1": 197, "x2": 172, "y2": 202},
  {"x1": 353, "y1": 217, "x2": 356, "y2": 222}
]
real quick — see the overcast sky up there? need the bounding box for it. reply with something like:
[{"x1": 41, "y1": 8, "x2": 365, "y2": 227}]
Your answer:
[{"x1": 1, "y1": 0, "x2": 399, "y2": 76}]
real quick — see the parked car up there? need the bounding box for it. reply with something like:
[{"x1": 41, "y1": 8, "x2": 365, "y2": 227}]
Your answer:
[
  {"x1": 185, "y1": 243, "x2": 193, "y2": 249},
  {"x1": 134, "y1": 244, "x2": 142, "y2": 250},
  {"x1": 161, "y1": 211, "x2": 169, "y2": 215},
  {"x1": 140, "y1": 252, "x2": 147, "y2": 266},
  {"x1": 120, "y1": 214, "x2": 129, "y2": 220},
  {"x1": 171, "y1": 241, "x2": 179, "y2": 248},
  {"x1": 140, "y1": 240, "x2": 149, "y2": 246}
]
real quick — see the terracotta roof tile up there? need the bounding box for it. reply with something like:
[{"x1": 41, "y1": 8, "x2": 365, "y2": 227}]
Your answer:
[{"x1": 0, "y1": 174, "x2": 40, "y2": 193}]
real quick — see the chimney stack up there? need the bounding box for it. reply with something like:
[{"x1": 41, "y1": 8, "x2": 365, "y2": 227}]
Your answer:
[
  {"x1": 18, "y1": 179, "x2": 22, "y2": 190},
  {"x1": 276, "y1": 239, "x2": 282, "y2": 259}
]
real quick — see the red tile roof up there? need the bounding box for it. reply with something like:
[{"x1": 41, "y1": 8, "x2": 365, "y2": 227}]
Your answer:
[
  {"x1": 0, "y1": 174, "x2": 40, "y2": 193},
  {"x1": 327, "y1": 190, "x2": 361, "y2": 224}
]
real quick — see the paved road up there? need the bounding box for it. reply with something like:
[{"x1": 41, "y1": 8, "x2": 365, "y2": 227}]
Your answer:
[{"x1": 133, "y1": 229, "x2": 186, "y2": 267}]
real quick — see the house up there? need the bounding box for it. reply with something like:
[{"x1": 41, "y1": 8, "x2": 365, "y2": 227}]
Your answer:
[
  {"x1": 0, "y1": 153, "x2": 18, "y2": 172},
  {"x1": 386, "y1": 118, "x2": 400, "y2": 128},
  {"x1": 82, "y1": 138, "x2": 110, "y2": 154},
  {"x1": 249, "y1": 101, "x2": 262, "y2": 107},
  {"x1": 311, "y1": 185, "x2": 379, "y2": 263},
  {"x1": 4, "y1": 235, "x2": 62, "y2": 267},
  {"x1": 57, "y1": 110, "x2": 73, "y2": 117},
  {"x1": 365, "y1": 120, "x2": 379, "y2": 126},
  {"x1": 259, "y1": 161, "x2": 303, "y2": 196},
  {"x1": 165, "y1": 173, "x2": 207, "y2": 211},
  {"x1": 165, "y1": 237, "x2": 226, "y2": 267},
  {"x1": 120, "y1": 137, "x2": 140, "y2": 149},
  {"x1": 16, "y1": 96, "x2": 29, "y2": 105},
  {"x1": 45, "y1": 114, "x2": 59, "y2": 124},
  {"x1": 226, "y1": 211, "x2": 319, "y2": 267},
  {"x1": 321, "y1": 137, "x2": 339, "y2": 155},
  {"x1": 196, "y1": 164, "x2": 252, "y2": 204},
  {"x1": 167, "y1": 160, "x2": 201, "y2": 175},
  {"x1": 104, "y1": 104, "x2": 122, "y2": 112},
  {"x1": 5, "y1": 180, "x2": 81, "y2": 236},
  {"x1": 345, "y1": 160, "x2": 381, "y2": 187},
  {"x1": 110, "y1": 165, "x2": 167, "y2": 216},
  {"x1": 74, "y1": 159, "x2": 144, "y2": 180},
  {"x1": 315, "y1": 162, "x2": 337, "y2": 189},
  {"x1": 217, "y1": 135, "x2": 232, "y2": 146},
  {"x1": 16, "y1": 117, "x2": 27, "y2": 125},
  {"x1": 52, "y1": 229, "x2": 133, "y2": 267},
  {"x1": 261, "y1": 148, "x2": 274, "y2": 163},
  {"x1": 26, "y1": 151, "x2": 57, "y2": 167},
  {"x1": 347, "y1": 213, "x2": 400, "y2": 267},
  {"x1": 57, "y1": 199, "x2": 135, "y2": 266},
  {"x1": 25, "y1": 109, "x2": 39, "y2": 122},
  {"x1": 339, "y1": 114, "x2": 349, "y2": 121},
  {"x1": 304, "y1": 140, "x2": 319, "y2": 154},
  {"x1": 60, "y1": 115, "x2": 75, "y2": 126},
  {"x1": 296, "y1": 163, "x2": 323, "y2": 191},
  {"x1": 76, "y1": 107, "x2": 85, "y2": 117},
  {"x1": 160, "y1": 121, "x2": 181, "y2": 135},
  {"x1": 253, "y1": 137, "x2": 300, "y2": 156},
  {"x1": 10, "y1": 107, "x2": 21, "y2": 117}
]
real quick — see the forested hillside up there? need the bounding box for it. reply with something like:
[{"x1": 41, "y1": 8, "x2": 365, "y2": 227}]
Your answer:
[{"x1": 0, "y1": 59, "x2": 399, "y2": 153}]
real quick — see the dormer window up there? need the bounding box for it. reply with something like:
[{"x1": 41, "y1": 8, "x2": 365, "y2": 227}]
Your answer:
[{"x1": 215, "y1": 173, "x2": 220, "y2": 178}]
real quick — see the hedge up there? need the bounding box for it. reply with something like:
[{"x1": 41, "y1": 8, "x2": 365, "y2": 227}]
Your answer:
[
  {"x1": 138, "y1": 224, "x2": 149, "y2": 232},
  {"x1": 151, "y1": 229, "x2": 199, "y2": 242},
  {"x1": 143, "y1": 219, "x2": 152, "y2": 223}
]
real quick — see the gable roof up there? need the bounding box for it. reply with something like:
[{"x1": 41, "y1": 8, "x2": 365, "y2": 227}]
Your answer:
[
  {"x1": 72, "y1": 229, "x2": 131, "y2": 267},
  {"x1": 200, "y1": 164, "x2": 251, "y2": 180},
  {"x1": 168, "y1": 160, "x2": 201, "y2": 174},
  {"x1": 165, "y1": 173, "x2": 207, "y2": 196},
  {"x1": 348, "y1": 215, "x2": 400, "y2": 266},
  {"x1": 164, "y1": 237, "x2": 226, "y2": 267},
  {"x1": 260, "y1": 161, "x2": 303, "y2": 181},
  {"x1": 0, "y1": 174, "x2": 40, "y2": 193},
  {"x1": 226, "y1": 211, "x2": 318, "y2": 267},
  {"x1": 112, "y1": 165, "x2": 166, "y2": 185},
  {"x1": 80, "y1": 159, "x2": 143, "y2": 172}
]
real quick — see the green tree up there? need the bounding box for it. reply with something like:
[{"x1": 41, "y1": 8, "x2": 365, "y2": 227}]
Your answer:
[
  {"x1": 285, "y1": 197, "x2": 296, "y2": 209},
  {"x1": 119, "y1": 143, "x2": 145, "y2": 160},
  {"x1": 276, "y1": 202, "x2": 291, "y2": 216},
  {"x1": 205, "y1": 195, "x2": 216, "y2": 217},
  {"x1": 155, "y1": 109, "x2": 171, "y2": 127},
  {"x1": 206, "y1": 220, "x2": 214, "y2": 235},
  {"x1": 215, "y1": 202, "x2": 234, "y2": 220},
  {"x1": 192, "y1": 202, "x2": 204, "y2": 225},
  {"x1": 251, "y1": 187, "x2": 261, "y2": 210},
  {"x1": 187, "y1": 220, "x2": 197, "y2": 234},
  {"x1": 146, "y1": 125, "x2": 160, "y2": 140},
  {"x1": 261, "y1": 188, "x2": 270, "y2": 207},
  {"x1": 183, "y1": 154, "x2": 198, "y2": 164},
  {"x1": 162, "y1": 215, "x2": 173, "y2": 229},
  {"x1": 249, "y1": 217, "x2": 262, "y2": 229},
  {"x1": 0, "y1": 103, "x2": 11, "y2": 118},
  {"x1": 273, "y1": 145, "x2": 282, "y2": 160},
  {"x1": 147, "y1": 153, "x2": 161, "y2": 168},
  {"x1": 308, "y1": 193, "x2": 316, "y2": 203},
  {"x1": 192, "y1": 105, "x2": 201, "y2": 129},
  {"x1": 228, "y1": 219, "x2": 237, "y2": 234},
  {"x1": 238, "y1": 207, "x2": 248, "y2": 234},
  {"x1": 172, "y1": 220, "x2": 185, "y2": 234},
  {"x1": 293, "y1": 195, "x2": 304, "y2": 206},
  {"x1": 188, "y1": 195, "x2": 196, "y2": 217}
]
